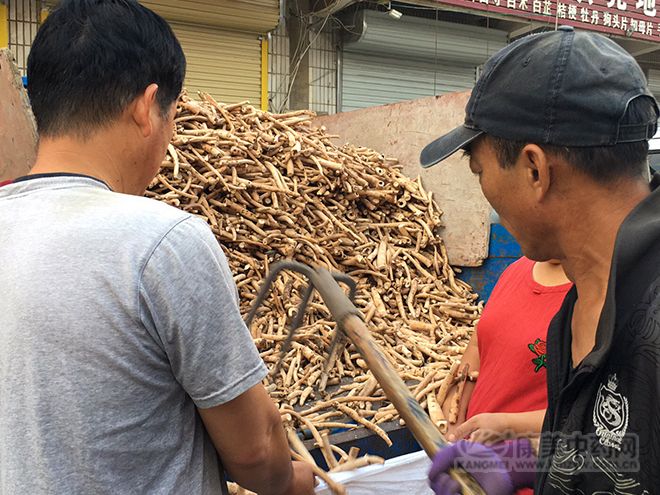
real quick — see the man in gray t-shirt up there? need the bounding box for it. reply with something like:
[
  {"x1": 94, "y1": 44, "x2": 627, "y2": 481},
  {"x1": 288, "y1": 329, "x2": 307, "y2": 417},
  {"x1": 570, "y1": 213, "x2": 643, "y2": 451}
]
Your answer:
[{"x1": 0, "y1": 2, "x2": 314, "y2": 494}]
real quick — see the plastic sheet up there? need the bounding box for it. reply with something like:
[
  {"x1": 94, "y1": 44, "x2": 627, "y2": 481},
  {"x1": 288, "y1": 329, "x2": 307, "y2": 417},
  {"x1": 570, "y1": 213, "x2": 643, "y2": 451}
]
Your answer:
[{"x1": 315, "y1": 450, "x2": 433, "y2": 495}]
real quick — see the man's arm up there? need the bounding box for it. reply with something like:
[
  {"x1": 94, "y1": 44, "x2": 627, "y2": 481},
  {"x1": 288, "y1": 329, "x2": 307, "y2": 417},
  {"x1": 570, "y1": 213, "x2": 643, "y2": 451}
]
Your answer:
[
  {"x1": 440, "y1": 332, "x2": 480, "y2": 435},
  {"x1": 139, "y1": 219, "x2": 314, "y2": 493},
  {"x1": 198, "y1": 383, "x2": 314, "y2": 495}
]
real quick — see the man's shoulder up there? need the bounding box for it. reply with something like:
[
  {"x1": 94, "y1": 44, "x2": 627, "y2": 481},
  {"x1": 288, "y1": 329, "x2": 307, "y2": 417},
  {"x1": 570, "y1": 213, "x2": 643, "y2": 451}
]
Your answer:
[
  {"x1": 60, "y1": 185, "x2": 213, "y2": 257},
  {"x1": 620, "y1": 275, "x2": 660, "y2": 345},
  {"x1": 94, "y1": 189, "x2": 198, "y2": 237},
  {"x1": 107, "y1": 190, "x2": 189, "y2": 220},
  {"x1": 4, "y1": 176, "x2": 193, "y2": 234}
]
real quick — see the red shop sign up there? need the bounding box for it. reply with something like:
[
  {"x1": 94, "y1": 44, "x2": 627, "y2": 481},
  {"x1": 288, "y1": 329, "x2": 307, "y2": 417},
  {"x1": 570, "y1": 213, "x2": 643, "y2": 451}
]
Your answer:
[{"x1": 437, "y1": 0, "x2": 659, "y2": 42}]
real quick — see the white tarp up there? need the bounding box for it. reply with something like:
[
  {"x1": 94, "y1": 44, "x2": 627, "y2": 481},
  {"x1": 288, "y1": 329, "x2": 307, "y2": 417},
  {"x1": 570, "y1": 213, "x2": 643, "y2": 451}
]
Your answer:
[{"x1": 315, "y1": 450, "x2": 434, "y2": 495}]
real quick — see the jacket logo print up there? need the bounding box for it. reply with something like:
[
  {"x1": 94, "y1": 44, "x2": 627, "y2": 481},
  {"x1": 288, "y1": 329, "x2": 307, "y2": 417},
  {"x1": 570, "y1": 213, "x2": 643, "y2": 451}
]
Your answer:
[
  {"x1": 593, "y1": 373, "x2": 629, "y2": 451},
  {"x1": 528, "y1": 338, "x2": 547, "y2": 372}
]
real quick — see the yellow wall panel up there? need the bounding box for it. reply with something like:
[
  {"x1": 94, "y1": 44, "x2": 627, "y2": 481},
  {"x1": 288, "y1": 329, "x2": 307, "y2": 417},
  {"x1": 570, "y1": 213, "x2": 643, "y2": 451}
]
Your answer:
[{"x1": 0, "y1": 3, "x2": 8, "y2": 48}]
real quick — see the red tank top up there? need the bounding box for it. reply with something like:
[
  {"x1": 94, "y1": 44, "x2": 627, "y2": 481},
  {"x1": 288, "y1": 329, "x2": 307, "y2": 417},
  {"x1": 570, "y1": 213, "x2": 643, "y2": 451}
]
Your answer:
[
  {"x1": 466, "y1": 258, "x2": 571, "y2": 495},
  {"x1": 467, "y1": 257, "x2": 572, "y2": 417}
]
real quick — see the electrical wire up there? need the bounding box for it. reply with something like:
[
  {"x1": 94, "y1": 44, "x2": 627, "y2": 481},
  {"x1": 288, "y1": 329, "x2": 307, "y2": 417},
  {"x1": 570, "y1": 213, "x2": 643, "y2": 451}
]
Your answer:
[
  {"x1": 271, "y1": 4, "x2": 311, "y2": 110},
  {"x1": 330, "y1": 9, "x2": 364, "y2": 36},
  {"x1": 279, "y1": 12, "x2": 332, "y2": 112}
]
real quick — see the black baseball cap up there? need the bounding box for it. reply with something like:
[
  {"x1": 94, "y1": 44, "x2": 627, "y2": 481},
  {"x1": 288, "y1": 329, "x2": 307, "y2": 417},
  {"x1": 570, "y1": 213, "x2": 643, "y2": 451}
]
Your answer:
[{"x1": 420, "y1": 26, "x2": 659, "y2": 168}]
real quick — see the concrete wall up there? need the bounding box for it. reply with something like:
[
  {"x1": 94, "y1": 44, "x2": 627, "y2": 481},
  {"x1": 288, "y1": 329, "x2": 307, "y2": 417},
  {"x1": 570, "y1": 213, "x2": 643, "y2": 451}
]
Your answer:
[
  {"x1": 0, "y1": 49, "x2": 37, "y2": 181},
  {"x1": 313, "y1": 92, "x2": 490, "y2": 267}
]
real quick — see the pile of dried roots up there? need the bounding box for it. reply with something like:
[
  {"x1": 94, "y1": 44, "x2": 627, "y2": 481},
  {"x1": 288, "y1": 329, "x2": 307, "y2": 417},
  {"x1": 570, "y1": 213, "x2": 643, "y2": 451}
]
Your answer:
[{"x1": 146, "y1": 92, "x2": 481, "y2": 459}]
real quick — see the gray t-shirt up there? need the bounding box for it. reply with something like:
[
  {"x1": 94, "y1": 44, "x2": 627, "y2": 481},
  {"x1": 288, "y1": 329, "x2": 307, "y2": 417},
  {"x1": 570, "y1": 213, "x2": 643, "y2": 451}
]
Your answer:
[{"x1": 0, "y1": 175, "x2": 267, "y2": 494}]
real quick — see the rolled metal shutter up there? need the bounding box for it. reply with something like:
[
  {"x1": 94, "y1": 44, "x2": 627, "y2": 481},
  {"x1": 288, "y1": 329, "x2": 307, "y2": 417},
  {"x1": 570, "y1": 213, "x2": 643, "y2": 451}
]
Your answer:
[
  {"x1": 340, "y1": 10, "x2": 506, "y2": 111},
  {"x1": 342, "y1": 51, "x2": 475, "y2": 112},
  {"x1": 140, "y1": 0, "x2": 279, "y2": 33},
  {"x1": 171, "y1": 22, "x2": 262, "y2": 106},
  {"x1": 46, "y1": 0, "x2": 279, "y2": 31}
]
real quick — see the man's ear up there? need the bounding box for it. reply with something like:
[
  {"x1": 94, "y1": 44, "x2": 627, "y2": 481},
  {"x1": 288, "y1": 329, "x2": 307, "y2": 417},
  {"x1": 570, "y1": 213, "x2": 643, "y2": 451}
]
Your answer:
[
  {"x1": 520, "y1": 144, "x2": 551, "y2": 201},
  {"x1": 130, "y1": 83, "x2": 160, "y2": 138}
]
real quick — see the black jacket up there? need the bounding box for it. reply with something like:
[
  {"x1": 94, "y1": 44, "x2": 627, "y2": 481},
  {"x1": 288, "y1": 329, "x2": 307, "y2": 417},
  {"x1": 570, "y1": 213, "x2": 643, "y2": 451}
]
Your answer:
[{"x1": 536, "y1": 179, "x2": 660, "y2": 494}]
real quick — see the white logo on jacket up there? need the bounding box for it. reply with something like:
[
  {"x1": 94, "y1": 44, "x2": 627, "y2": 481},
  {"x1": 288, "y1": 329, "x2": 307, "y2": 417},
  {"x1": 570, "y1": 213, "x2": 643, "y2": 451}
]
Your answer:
[{"x1": 593, "y1": 373, "x2": 629, "y2": 451}]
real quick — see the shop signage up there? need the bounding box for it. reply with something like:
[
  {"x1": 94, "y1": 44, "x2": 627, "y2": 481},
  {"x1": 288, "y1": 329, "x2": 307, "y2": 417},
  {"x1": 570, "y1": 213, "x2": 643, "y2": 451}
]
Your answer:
[{"x1": 438, "y1": 0, "x2": 659, "y2": 41}]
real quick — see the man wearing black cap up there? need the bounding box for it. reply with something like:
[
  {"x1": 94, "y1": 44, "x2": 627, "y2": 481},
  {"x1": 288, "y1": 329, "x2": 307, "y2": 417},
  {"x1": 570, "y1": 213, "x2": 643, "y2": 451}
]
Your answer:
[{"x1": 422, "y1": 26, "x2": 660, "y2": 495}]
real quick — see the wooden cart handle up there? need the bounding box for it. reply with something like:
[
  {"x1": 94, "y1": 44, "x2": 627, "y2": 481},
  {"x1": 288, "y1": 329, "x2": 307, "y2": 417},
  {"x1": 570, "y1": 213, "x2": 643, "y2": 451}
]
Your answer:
[
  {"x1": 311, "y1": 269, "x2": 485, "y2": 495},
  {"x1": 342, "y1": 315, "x2": 485, "y2": 495}
]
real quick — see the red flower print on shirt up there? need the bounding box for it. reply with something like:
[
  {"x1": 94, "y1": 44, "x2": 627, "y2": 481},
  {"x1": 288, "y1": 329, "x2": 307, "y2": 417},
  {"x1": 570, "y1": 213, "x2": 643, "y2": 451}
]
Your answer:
[{"x1": 528, "y1": 338, "x2": 547, "y2": 372}]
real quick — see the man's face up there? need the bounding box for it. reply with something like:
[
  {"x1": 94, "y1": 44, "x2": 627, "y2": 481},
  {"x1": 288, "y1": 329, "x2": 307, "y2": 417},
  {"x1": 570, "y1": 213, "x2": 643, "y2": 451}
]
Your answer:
[{"x1": 468, "y1": 137, "x2": 549, "y2": 260}]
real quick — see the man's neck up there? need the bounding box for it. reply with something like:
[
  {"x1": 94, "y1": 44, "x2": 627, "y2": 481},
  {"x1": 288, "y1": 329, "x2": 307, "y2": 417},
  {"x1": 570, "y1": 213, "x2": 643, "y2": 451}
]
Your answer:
[
  {"x1": 30, "y1": 134, "x2": 131, "y2": 194},
  {"x1": 558, "y1": 180, "x2": 650, "y2": 366}
]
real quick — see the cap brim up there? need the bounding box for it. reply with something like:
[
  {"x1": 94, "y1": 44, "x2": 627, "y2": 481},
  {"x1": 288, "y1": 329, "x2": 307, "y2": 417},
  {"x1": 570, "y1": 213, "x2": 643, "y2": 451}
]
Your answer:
[{"x1": 420, "y1": 126, "x2": 483, "y2": 168}]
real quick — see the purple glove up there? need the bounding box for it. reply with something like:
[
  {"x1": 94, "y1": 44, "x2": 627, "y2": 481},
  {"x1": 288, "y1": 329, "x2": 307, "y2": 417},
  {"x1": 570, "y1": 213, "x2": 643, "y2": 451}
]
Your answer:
[{"x1": 428, "y1": 439, "x2": 536, "y2": 495}]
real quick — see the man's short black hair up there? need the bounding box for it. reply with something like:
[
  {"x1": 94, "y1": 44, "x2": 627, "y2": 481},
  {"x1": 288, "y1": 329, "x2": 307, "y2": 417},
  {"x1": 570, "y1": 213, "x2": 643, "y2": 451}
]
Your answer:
[
  {"x1": 488, "y1": 96, "x2": 656, "y2": 183},
  {"x1": 27, "y1": 0, "x2": 186, "y2": 138}
]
